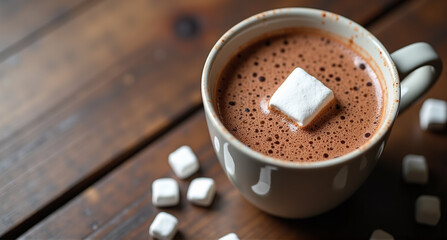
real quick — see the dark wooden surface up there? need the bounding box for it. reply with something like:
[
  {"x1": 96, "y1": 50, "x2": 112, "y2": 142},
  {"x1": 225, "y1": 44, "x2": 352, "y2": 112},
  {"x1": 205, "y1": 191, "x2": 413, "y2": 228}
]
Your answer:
[{"x1": 0, "y1": 0, "x2": 446, "y2": 239}]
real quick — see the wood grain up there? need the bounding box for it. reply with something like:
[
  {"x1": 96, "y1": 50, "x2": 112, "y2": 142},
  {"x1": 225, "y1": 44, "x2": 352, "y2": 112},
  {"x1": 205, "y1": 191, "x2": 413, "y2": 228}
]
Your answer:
[
  {"x1": 0, "y1": 0, "x2": 90, "y2": 55},
  {"x1": 0, "y1": 0, "x2": 401, "y2": 237},
  {"x1": 22, "y1": 106, "x2": 447, "y2": 239},
  {"x1": 18, "y1": 0, "x2": 447, "y2": 238}
]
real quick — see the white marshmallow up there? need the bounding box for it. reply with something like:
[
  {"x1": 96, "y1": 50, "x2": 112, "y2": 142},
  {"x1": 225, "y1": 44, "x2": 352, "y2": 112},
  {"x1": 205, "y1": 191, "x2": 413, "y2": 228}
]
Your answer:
[
  {"x1": 415, "y1": 195, "x2": 441, "y2": 226},
  {"x1": 419, "y1": 98, "x2": 447, "y2": 131},
  {"x1": 149, "y1": 212, "x2": 179, "y2": 240},
  {"x1": 168, "y1": 145, "x2": 199, "y2": 179},
  {"x1": 152, "y1": 178, "x2": 179, "y2": 207},
  {"x1": 369, "y1": 229, "x2": 394, "y2": 240},
  {"x1": 219, "y1": 233, "x2": 240, "y2": 240},
  {"x1": 187, "y1": 177, "x2": 216, "y2": 207},
  {"x1": 269, "y1": 67, "x2": 335, "y2": 128},
  {"x1": 402, "y1": 154, "x2": 428, "y2": 185}
]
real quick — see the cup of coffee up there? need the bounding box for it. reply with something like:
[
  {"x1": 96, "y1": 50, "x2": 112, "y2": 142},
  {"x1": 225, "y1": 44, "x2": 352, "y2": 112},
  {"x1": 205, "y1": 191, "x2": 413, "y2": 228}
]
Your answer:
[{"x1": 201, "y1": 8, "x2": 442, "y2": 218}]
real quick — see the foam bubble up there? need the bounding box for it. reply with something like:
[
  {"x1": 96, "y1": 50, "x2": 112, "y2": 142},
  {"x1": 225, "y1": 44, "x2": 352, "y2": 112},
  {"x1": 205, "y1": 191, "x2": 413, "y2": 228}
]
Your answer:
[{"x1": 216, "y1": 30, "x2": 383, "y2": 162}]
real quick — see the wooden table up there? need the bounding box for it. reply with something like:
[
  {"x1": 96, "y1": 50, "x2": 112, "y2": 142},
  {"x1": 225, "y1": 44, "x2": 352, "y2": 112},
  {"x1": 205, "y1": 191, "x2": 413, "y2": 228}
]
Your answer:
[{"x1": 1, "y1": 0, "x2": 446, "y2": 239}]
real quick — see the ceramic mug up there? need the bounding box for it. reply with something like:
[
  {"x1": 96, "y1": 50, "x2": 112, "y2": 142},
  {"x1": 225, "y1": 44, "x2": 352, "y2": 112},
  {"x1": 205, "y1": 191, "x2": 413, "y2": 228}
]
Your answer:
[{"x1": 201, "y1": 8, "x2": 442, "y2": 218}]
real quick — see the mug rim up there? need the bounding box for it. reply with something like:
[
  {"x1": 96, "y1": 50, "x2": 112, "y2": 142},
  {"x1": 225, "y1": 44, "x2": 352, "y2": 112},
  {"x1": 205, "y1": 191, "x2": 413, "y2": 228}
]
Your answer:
[{"x1": 201, "y1": 7, "x2": 400, "y2": 169}]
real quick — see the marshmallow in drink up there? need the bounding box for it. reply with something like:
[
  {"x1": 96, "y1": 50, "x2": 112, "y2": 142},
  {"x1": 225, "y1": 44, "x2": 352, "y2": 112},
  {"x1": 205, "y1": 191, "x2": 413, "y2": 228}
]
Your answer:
[
  {"x1": 419, "y1": 98, "x2": 447, "y2": 131},
  {"x1": 402, "y1": 154, "x2": 428, "y2": 185},
  {"x1": 168, "y1": 145, "x2": 199, "y2": 179},
  {"x1": 187, "y1": 177, "x2": 216, "y2": 207},
  {"x1": 152, "y1": 178, "x2": 179, "y2": 207},
  {"x1": 369, "y1": 229, "x2": 394, "y2": 240},
  {"x1": 149, "y1": 212, "x2": 179, "y2": 240},
  {"x1": 269, "y1": 67, "x2": 335, "y2": 128},
  {"x1": 415, "y1": 195, "x2": 441, "y2": 226},
  {"x1": 219, "y1": 233, "x2": 240, "y2": 240}
]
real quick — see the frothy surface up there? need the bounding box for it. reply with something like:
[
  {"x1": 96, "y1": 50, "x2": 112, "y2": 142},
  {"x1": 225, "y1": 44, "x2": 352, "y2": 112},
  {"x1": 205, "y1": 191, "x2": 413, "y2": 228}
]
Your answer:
[{"x1": 216, "y1": 29, "x2": 384, "y2": 162}]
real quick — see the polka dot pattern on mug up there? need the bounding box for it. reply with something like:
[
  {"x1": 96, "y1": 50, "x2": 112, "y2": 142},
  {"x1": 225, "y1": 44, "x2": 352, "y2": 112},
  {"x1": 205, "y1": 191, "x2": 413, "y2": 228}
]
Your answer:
[
  {"x1": 251, "y1": 166, "x2": 277, "y2": 196},
  {"x1": 214, "y1": 136, "x2": 220, "y2": 153},
  {"x1": 333, "y1": 166, "x2": 348, "y2": 190},
  {"x1": 223, "y1": 142, "x2": 235, "y2": 175}
]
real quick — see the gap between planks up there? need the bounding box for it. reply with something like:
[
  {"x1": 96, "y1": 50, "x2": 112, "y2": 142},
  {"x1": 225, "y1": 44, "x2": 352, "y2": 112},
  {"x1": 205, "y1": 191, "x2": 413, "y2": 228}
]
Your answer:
[
  {"x1": 1, "y1": 0, "x2": 414, "y2": 238},
  {"x1": 0, "y1": 0, "x2": 104, "y2": 63}
]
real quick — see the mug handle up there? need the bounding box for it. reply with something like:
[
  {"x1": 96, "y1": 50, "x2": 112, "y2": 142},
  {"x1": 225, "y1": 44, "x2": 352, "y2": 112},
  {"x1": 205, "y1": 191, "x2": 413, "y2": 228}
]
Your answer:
[{"x1": 390, "y1": 42, "x2": 443, "y2": 112}]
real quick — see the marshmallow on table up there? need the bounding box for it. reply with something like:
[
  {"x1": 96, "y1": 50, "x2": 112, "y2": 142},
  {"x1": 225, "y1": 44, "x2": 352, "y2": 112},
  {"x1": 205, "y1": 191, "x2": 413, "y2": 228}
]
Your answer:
[
  {"x1": 168, "y1": 145, "x2": 199, "y2": 179},
  {"x1": 187, "y1": 177, "x2": 216, "y2": 207},
  {"x1": 420, "y1": 98, "x2": 447, "y2": 131},
  {"x1": 415, "y1": 195, "x2": 441, "y2": 226},
  {"x1": 152, "y1": 178, "x2": 179, "y2": 207},
  {"x1": 369, "y1": 229, "x2": 394, "y2": 240},
  {"x1": 269, "y1": 67, "x2": 335, "y2": 128},
  {"x1": 402, "y1": 154, "x2": 428, "y2": 185},
  {"x1": 149, "y1": 212, "x2": 179, "y2": 240},
  {"x1": 219, "y1": 233, "x2": 240, "y2": 240}
]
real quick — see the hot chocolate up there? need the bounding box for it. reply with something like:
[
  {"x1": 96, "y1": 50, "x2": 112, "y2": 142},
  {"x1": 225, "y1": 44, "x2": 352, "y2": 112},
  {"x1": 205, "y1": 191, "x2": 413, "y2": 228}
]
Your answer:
[{"x1": 216, "y1": 29, "x2": 384, "y2": 162}]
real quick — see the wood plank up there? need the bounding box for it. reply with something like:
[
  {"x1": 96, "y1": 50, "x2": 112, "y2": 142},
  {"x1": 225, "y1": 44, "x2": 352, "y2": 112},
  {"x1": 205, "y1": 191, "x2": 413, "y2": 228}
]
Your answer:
[
  {"x1": 0, "y1": 0, "x2": 402, "y2": 237},
  {"x1": 19, "y1": 0, "x2": 447, "y2": 238},
  {"x1": 23, "y1": 105, "x2": 447, "y2": 239},
  {"x1": 0, "y1": 0, "x2": 89, "y2": 55},
  {"x1": 0, "y1": 0, "x2": 399, "y2": 146}
]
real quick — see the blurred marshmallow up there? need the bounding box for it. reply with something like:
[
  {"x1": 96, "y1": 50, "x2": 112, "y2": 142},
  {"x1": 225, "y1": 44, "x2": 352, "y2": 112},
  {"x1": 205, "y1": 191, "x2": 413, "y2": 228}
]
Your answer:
[
  {"x1": 370, "y1": 229, "x2": 394, "y2": 240},
  {"x1": 187, "y1": 177, "x2": 216, "y2": 207},
  {"x1": 269, "y1": 67, "x2": 335, "y2": 127},
  {"x1": 168, "y1": 145, "x2": 199, "y2": 179},
  {"x1": 415, "y1": 195, "x2": 441, "y2": 226},
  {"x1": 149, "y1": 212, "x2": 179, "y2": 240},
  {"x1": 152, "y1": 178, "x2": 179, "y2": 207},
  {"x1": 402, "y1": 154, "x2": 428, "y2": 185},
  {"x1": 219, "y1": 233, "x2": 240, "y2": 240},
  {"x1": 419, "y1": 98, "x2": 447, "y2": 131}
]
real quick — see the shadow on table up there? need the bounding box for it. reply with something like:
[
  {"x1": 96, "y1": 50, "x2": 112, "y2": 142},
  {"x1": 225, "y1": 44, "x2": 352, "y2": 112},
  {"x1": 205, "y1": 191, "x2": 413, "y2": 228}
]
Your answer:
[{"x1": 266, "y1": 155, "x2": 446, "y2": 239}]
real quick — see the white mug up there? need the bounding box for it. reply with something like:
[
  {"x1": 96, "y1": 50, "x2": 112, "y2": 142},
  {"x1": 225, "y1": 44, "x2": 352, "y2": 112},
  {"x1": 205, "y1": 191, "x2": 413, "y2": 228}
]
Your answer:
[{"x1": 201, "y1": 8, "x2": 442, "y2": 218}]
